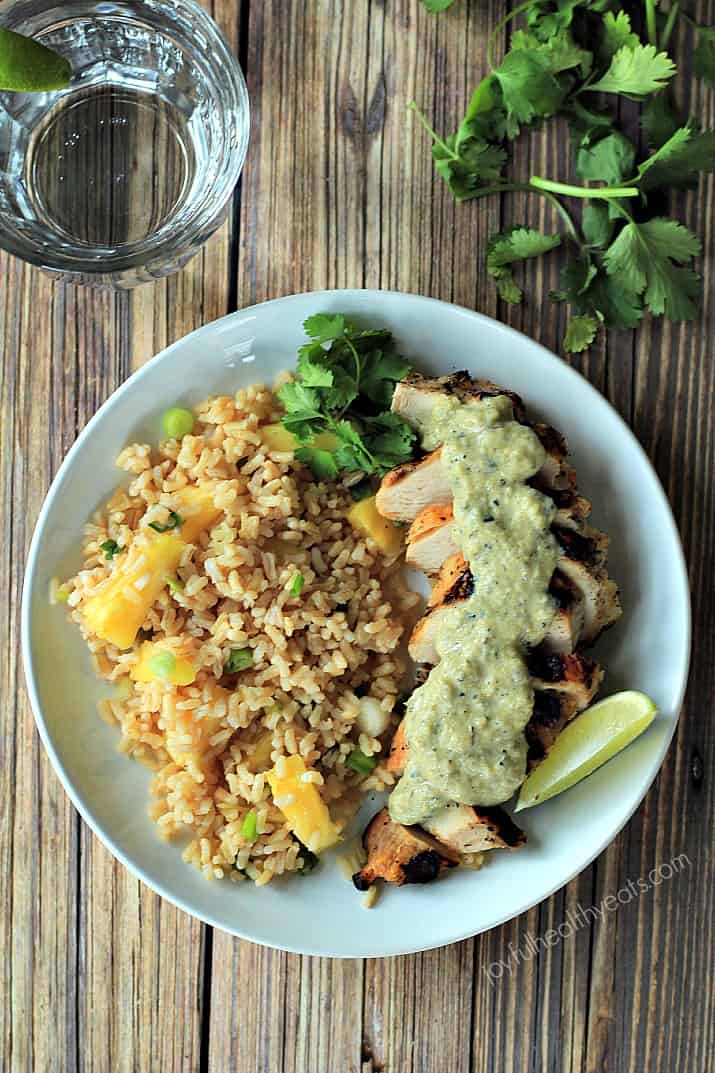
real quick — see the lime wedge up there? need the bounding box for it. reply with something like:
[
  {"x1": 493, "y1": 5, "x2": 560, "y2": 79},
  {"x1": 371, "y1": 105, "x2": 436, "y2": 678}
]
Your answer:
[
  {"x1": 0, "y1": 27, "x2": 72, "y2": 92},
  {"x1": 515, "y1": 690, "x2": 658, "y2": 811}
]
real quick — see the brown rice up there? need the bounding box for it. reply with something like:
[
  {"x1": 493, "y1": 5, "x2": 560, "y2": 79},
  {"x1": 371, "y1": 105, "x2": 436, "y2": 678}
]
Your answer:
[{"x1": 63, "y1": 383, "x2": 419, "y2": 885}]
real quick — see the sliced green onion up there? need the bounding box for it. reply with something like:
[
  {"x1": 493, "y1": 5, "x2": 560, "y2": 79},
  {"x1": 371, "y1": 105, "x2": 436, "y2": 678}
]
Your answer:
[
  {"x1": 241, "y1": 810, "x2": 258, "y2": 843},
  {"x1": 148, "y1": 510, "x2": 184, "y2": 533},
  {"x1": 162, "y1": 406, "x2": 195, "y2": 439},
  {"x1": 289, "y1": 572, "x2": 304, "y2": 597},
  {"x1": 347, "y1": 749, "x2": 377, "y2": 775},
  {"x1": 148, "y1": 650, "x2": 176, "y2": 680},
  {"x1": 166, "y1": 575, "x2": 184, "y2": 594},
  {"x1": 54, "y1": 583, "x2": 71, "y2": 603},
  {"x1": 100, "y1": 539, "x2": 121, "y2": 560},
  {"x1": 350, "y1": 479, "x2": 373, "y2": 502},
  {"x1": 225, "y1": 647, "x2": 253, "y2": 674}
]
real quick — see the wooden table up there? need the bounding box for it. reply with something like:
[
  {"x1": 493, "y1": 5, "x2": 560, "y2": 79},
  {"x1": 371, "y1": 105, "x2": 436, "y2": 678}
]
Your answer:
[{"x1": 2, "y1": 3, "x2": 713, "y2": 1070}]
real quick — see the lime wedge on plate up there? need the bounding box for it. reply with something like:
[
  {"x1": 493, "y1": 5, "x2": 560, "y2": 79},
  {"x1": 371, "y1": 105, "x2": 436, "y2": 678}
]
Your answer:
[
  {"x1": 0, "y1": 26, "x2": 72, "y2": 92},
  {"x1": 515, "y1": 690, "x2": 658, "y2": 811}
]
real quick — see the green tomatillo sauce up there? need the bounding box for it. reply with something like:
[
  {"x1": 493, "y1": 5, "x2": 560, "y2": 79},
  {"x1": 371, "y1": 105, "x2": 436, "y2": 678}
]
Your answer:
[{"x1": 388, "y1": 394, "x2": 559, "y2": 825}]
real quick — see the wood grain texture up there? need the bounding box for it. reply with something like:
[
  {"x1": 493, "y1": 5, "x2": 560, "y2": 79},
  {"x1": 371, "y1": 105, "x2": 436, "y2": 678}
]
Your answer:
[{"x1": 1, "y1": 1, "x2": 713, "y2": 1071}]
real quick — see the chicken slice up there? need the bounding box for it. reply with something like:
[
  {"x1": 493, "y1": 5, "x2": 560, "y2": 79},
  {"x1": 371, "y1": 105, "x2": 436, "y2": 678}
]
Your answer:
[
  {"x1": 352, "y1": 808, "x2": 459, "y2": 889},
  {"x1": 526, "y1": 648, "x2": 604, "y2": 710},
  {"x1": 409, "y1": 553, "x2": 586, "y2": 662},
  {"x1": 524, "y1": 690, "x2": 582, "y2": 768},
  {"x1": 422, "y1": 803, "x2": 526, "y2": 854},
  {"x1": 377, "y1": 434, "x2": 575, "y2": 523},
  {"x1": 391, "y1": 371, "x2": 526, "y2": 435},
  {"x1": 405, "y1": 504, "x2": 595, "y2": 576}
]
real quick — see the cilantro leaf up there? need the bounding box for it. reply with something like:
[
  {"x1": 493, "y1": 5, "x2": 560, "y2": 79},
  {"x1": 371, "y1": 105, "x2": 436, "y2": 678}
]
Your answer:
[
  {"x1": 294, "y1": 447, "x2": 339, "y2": 480},
  {"x1": 488, "y1": 227, "x2": 562, "y2": 303},
  {"x1": 277, "y1": 380, "x2": 322, "y2": 417},
  {"x1": 694, "y1": 28, "x2": 715, "y2": 89},
  {"x1": 553, "y1": 257, "x2": 643, "y2": 332},
  {"x1": 281, "y1": 315, "x2": 414, "y2": 479},
  {"x1": 582, "y1": 203, "x2": 613, "y2": 248},
  {"x1": 576, "y1": 131, "x2": 635, "y2": 184},
  {"x1": 360, "y1": 349, "x2": 413, "y2": 407},
  {"x1": 303, "y1": 313, "x2": 347, "y2": 344},
  {"x1": 641, "y1": 93, "x2": 682, "y2": 150},
  {"x1": 564, "y1": 315, "x2": 600, "y2": 353},
  {"x1": 511, "y1": 28, "x2": 591, "y2": 77},
  {"x1": 332, "y1": 419, "x2": 374, "y2": 474},
  {"x1": 636, "y1": 126, "x2": 715, "y2": 191},
  {"x1": 604, "y1": 218, "x2": 701, "y2": 320},
  {"x1": 363, "y1": 413, "x2": 417, "y2": 474},
  {"x1": 493, "y1": 48, "x2": 567, "y2": 137},
  {"x1": 588, "y1": 44, "x2": 676, "y2": 98},
  {"x1": 419, "y1": 0, "x2": 456, "y2": 10},
  {"x1": 599, "y1": 11, "x2": 640, "y2": 65},
  {"x1": 433, "y1": 135, "x2": 507, "y2": 200},
  {"x1": 296, "y1": 354, "x2": 334, "y2": 388}
]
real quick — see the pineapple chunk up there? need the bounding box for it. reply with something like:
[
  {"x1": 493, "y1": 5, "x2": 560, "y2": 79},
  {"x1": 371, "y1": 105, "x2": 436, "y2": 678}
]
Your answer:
[
  {"x1": 82, "y1": 485, "x2": 221, "y2": 650},
  {"x1": 261, "y1": 424, "x2": 339, "y2": 454},
  {"x1": 173, "y1": 484, "x2": 222, "y2": 543},
  {"x1": 262, "y1": 423, "x2": 297, "y2": 453},
  {"x1": 82, "y1": 533, "x2": 184, "y2": 650},
  {"x1": 130, "y1": 641, "x2": 196, "y2": 686},
  {"x1": 267, "y1": 755, "x2": 340, "y2": 853},
  {"x1": 347, "y1": 495, "x2": 404, "y2": 556},
  {"x1": 246, "y1": 730, "x2": 275, "y2": 773}
]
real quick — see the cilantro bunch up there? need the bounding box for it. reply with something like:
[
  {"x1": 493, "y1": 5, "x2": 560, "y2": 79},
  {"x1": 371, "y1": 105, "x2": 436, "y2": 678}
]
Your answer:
[
  {"x1": 413, "y1": 1, "x2": 715, "y2": 352},
  {"x1": 278, "y1": 314, "x2": 416, "y2": 480}
]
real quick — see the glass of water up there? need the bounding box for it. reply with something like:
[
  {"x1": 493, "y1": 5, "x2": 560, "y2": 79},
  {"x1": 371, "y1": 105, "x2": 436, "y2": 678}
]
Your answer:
[{"x1": 0, "y1": 0, "x2": 249, "y2": 286}]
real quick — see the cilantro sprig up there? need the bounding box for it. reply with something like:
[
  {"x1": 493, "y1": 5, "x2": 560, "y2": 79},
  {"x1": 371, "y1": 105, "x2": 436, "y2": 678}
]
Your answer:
[
  {"x1": 412, "y1": 0, "x2": 715, "y2": 352},
  {"x1": 278, "y1": 315, "x2": 416, "y2": 480}
]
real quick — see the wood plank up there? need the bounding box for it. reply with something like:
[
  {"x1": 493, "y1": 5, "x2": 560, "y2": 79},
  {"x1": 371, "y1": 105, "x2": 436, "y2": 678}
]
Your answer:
[{"x1": 0, "y1": 259, "x2": 81, "y2": 1073}]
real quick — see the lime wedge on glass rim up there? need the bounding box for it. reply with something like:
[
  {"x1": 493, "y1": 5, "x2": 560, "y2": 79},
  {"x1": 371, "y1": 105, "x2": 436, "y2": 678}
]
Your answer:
[
  {"x1": 515, "y1": 691, "x2": 658, "y2": 811},
  {"x1": 0, "y1": 26, "x2": 71, "y2": 92}
]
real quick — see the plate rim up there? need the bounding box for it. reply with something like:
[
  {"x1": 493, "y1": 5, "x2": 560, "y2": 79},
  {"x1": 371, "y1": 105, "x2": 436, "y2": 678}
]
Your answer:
[{"x1": 21, "y1": 288, "x2": 692, "y2": 957}]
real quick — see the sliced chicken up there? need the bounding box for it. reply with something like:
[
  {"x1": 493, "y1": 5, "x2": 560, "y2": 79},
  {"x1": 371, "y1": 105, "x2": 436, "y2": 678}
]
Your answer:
[
  {"x1": 527, "y1": 649, "x2": 604, "y2": 711},
  {"x1": 376, "y1": 448, "x2": 450, "y2": 522},
  {"x1": 352, "y1": 808, "x2": 459, "y2": 889},
  {"x1": 387, "y1": 652, "x2": 601, "y2": 781},
  {"x1": 391, "y1": 371, "x2": 526, "y2": 435},
  {"x1": 406, "y1": 505, "x2": 598, "y2": 577},
  {"x1": 377, "y1": 436, "x2": 576, "y2": 523},
  {"x1": 525, "y1": 690, "x2": 582, "y2": 768},
  {"x1": 555, "y1": 558, "x2": 621, "y2": 643},
  {"x1": 409, "y1": 553, "x2": 586, "y2": 663},
  {"x1": 422, "y1": 803, "x2": 526, "y2": 854}
]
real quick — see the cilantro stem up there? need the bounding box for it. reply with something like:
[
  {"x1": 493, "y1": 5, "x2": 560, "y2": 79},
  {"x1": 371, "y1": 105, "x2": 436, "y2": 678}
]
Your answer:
[
  {"x1": 529, "y1": 176, "x2": 639, "y2": 200},
  {"x1": 645, "y1": 0, "x2": 658, "y2": 48},
  {"x1": 345, "y1": 337, "x2": 362, "y2": 386},
  {"x1": 661, "y1": 3, "x2": 680, "y2": 50},
  {"x1": 540, "y1": 192, "x2": 582, "y2": 248},
  {"x1": 486, "y1": 0, "x2": 533, "y2": 70},
  {"x1": 408, "y1": 101, "x2": 458, "y2": 160}
]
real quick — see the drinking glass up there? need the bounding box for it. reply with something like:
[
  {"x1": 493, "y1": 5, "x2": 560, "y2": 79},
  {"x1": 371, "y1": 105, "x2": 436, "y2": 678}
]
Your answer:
[{"x1": 0, "y1": 0, "x2": 249, "y2": 286}]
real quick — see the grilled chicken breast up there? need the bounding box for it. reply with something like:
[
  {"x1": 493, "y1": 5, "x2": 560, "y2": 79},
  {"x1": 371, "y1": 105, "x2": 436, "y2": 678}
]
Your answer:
[
  {"x1": 361, "y1": 371, "x2": 620, "y2": 890},
  {"x1": 392, "y1": 372, "x2": 526, "y2": 434},
  {"x1": 377, "y1": 434, "x2": 576, "y2": 523},
  {"x1": 352, "y1": 804, "x2": 525, "y2": 889},
  {"x1": 409, "y1": 553, "x2": 588, "y2": 662},
  {"x1": 352, "y1": 809, "x2": 459, "y2": 888},
  {"x1": 406, "y1": 500, "x2": 594, "y2": 575},
  {"x1": 422, "y1": 803, "x2": 526, "y2": 854}
]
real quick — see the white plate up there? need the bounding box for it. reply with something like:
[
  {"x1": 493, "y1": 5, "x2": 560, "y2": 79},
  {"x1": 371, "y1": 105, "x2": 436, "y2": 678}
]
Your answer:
[{"x1": 22, "y1": 290, "x2": 691, "y2": 957}]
